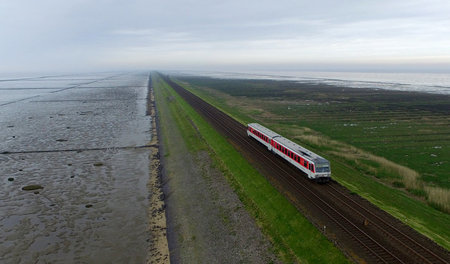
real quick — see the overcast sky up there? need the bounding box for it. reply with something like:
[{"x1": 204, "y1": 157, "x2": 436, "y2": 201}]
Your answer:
[{"x1": 1, "y1": 0, "x2": 450, "y2": 73}]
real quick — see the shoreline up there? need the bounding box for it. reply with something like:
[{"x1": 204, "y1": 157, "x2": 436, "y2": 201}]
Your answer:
[
  {"x1": 169, "y1": 70, "x2": 450, "y2": 95},
  {"x1": 146, "y1": 76, "x2": 169, "y2": 263}
]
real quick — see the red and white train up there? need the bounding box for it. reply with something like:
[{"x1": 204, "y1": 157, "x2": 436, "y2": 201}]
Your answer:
[{"x1": 247, "y1": 123, "x2": 331, "y2": 183}]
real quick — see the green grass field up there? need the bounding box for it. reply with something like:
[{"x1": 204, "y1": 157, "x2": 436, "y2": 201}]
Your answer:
[
  {"x1": 174, "y1": 76, "x2": 450, "y2": 250},
  {"x1": 152, "y1": 73, "x2": 349, "y2": 263}
]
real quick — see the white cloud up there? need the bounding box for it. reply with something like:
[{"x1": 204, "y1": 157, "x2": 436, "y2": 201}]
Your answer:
[{"x1": 1, "y1": 0, "x2": 450, "y2": 72}]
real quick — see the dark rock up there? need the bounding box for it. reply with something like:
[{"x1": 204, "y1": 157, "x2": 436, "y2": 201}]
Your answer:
[
  {"x1": 56, "y1": 139, "x2": 68, "y2": 142},
  {"x1": 22, "y1": 185, "x2": 44, "y2": 191},
  {"x1": 93, "y1": 162, "x2": 104, "y2": 167},
  {"x1": 85, "y1": 204, "x2": 93, "y2": 208},
  {"x1": 8, "y1": 177, "x2": 14, "y2": 181}
]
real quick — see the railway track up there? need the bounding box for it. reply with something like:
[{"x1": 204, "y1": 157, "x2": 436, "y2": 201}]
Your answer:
[{"x1": 161, "y1": 75, "x2": 450, "y2": 264}]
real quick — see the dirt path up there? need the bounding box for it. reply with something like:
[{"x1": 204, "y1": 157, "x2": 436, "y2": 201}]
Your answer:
[{"x1": 154, "y1": 77, "x2": 281, "y2": 263}]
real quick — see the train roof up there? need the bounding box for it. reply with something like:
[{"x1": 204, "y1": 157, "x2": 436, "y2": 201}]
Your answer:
[
  {"x1": 248, "y1": 123, "x2": 329, "y2": 164},
  {"x1": 275, "y1": 136, "x2": 328, "y2": 164},
  {"x1": 248, "y1": 123, "x2": 280, "y2": 138}
]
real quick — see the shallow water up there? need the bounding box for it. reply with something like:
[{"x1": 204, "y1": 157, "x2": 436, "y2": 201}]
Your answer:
[
  {"x1": 173, "y1": 70, "x2": 450, "y2": 95},
  {"x1": 0, "y1": 72, "x2": 152, "y2": 263}
]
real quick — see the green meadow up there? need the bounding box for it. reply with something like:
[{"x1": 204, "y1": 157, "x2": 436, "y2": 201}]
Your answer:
[{"x1": 174, "y1": 76, "x2": 450, "y2": 250}]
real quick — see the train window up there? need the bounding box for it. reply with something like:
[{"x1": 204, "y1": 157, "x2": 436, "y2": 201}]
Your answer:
[{"x1": 316, "y1": 163, "x2": 330, "y2": 173}]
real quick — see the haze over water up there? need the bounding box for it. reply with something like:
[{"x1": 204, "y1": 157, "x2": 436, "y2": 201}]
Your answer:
[{"x1": 175, "y1": 71, "x2": 450, "y2": 95}]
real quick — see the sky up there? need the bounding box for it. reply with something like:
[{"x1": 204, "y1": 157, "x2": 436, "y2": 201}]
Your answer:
[{"x1": 1, "y1": 0, "x2": 450, "y2": 73}]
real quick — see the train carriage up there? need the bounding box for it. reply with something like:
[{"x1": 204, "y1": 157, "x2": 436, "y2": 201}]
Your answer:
[{"x1": 247, "y1": 123, "x2": 331, "y2": 182}]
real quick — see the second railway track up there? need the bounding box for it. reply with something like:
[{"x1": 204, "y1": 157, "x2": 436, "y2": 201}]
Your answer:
[{"x1": 162, "y1": 75, "x2": 450, "y2": 264}]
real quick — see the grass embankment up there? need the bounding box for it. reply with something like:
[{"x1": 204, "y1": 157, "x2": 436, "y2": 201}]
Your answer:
[
  {"x1": 152, "y1": 73, "x2": 349, "y2": 263},
  {"x1": 174, "y1": 76, "x2": 450, "y2": 250}
]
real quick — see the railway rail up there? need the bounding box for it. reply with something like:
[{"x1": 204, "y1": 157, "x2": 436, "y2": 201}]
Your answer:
[{"x1": 161, "y1": 75, "x2": 450, "y2": 264}]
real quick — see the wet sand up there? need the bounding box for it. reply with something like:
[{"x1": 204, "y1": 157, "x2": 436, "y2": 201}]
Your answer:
[{"x1": 0, "y1": 73, "x2": 153, "y2": 263}]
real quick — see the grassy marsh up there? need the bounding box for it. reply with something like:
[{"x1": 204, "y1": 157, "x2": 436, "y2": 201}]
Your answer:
[{"x1": 174, "y1": 76, "x2": 450, "y2": 249}]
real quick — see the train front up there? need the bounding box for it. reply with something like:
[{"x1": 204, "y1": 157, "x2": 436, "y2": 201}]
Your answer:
[{"x1": 314, "y1": 158, "x2": 331, "y2": 183}]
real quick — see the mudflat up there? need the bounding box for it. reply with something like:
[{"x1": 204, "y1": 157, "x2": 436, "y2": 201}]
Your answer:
[{"x1": 0, "y1": 73, "x2": 154, "y2": 263}]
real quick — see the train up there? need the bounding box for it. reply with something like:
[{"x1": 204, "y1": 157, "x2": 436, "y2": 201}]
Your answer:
[{"x1": 247, "y1": 123, "x2": 331, "y2": 183}]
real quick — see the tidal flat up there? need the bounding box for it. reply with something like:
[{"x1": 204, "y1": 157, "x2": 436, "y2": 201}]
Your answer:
[{"x1": 0, "y1": 73, "x2": 153, "y2": 263}]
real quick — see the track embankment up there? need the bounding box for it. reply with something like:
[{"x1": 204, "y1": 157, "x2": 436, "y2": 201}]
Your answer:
[{"x1": 162, "y1": 75, "x2": 450, "y2": 264}]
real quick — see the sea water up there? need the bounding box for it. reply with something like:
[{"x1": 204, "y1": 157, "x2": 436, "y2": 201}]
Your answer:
[{"x1": 174, "y1": 70, "x2": 450, "y2": 95}]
